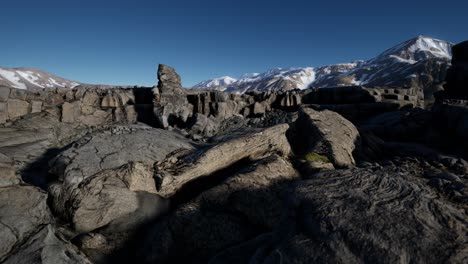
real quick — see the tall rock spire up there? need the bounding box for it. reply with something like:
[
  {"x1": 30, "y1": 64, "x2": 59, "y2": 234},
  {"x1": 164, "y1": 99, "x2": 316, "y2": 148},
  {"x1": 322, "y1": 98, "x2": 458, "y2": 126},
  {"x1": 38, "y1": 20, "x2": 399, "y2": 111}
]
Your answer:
[{"x1": 153, "y1": 64, "x2": 192, "y2": 128}]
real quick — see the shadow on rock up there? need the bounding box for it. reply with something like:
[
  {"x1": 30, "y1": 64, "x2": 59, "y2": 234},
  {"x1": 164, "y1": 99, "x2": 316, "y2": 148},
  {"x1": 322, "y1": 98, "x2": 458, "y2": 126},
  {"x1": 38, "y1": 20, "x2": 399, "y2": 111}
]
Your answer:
[
  {"x1": 21, "y1": 147, "x2": 66, "y2": 189},
  {"x1": 93, "y1": 154, "x2": 300, "y2": 264}
]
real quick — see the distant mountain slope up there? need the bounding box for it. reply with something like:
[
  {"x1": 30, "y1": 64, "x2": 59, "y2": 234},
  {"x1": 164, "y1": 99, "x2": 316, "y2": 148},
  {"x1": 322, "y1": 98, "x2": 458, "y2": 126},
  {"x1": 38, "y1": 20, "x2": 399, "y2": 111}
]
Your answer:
[
  {"x1": 192, "y1": 76, "x2": 237, "y2": 91},
  {"x1": 0, "y1": 67, "x2": 81, "y2": 90},
  {"x1": 192, "y1": 36, "x2": 453, "y2": 98}
]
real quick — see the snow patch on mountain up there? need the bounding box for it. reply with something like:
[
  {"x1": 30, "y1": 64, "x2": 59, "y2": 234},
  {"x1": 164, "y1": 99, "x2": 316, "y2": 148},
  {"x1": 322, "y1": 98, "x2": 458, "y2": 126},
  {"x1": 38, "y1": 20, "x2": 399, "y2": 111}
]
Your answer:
[
  {"x1": 0, "y1": 69, "x2": 27, "y2": 89},
  {"x1": 0, "y1": 67, "x2": 81, "y2": 90},
  {"x1": 16, "y1": 70, "x2": 45, "y2": 88}
]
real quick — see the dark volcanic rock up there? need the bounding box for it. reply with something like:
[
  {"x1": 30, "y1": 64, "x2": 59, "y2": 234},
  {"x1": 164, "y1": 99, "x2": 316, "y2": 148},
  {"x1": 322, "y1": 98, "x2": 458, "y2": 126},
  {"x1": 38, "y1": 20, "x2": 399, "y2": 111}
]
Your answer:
[
  {"x1": 48, "y1": 126, "x2": 194, "y2": 233},
  {"x1": 3, "y1": 225, "x2": 91, "y2": 264},
  {"x1": 0, "y1": 185, "x2": 52, "y2": 261},
  {"x1": 138, "y1": 154, "x2": 299, "y2": 263},
  {"x1": 211, "y1": 161, "x2": 468, "y2": 263},
  {"x1": 431, "y1": 102, "x2": 468, "y2": 157},
  {"x1": 0, "y1": 184, "x2": 91, "y2": 263},
  {"x1": 360, "y1": 108, "x2": 433, "y2": 142},
  {"x1": 443, "y1": 40, "x2": 468, "y2": 100}
]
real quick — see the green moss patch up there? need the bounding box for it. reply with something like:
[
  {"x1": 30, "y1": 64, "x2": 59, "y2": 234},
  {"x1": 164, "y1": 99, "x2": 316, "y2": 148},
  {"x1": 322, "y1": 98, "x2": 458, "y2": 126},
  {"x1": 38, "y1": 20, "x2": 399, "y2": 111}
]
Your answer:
[{"x1": 304, "y1": 152, "x2": 330, "y2": 163}]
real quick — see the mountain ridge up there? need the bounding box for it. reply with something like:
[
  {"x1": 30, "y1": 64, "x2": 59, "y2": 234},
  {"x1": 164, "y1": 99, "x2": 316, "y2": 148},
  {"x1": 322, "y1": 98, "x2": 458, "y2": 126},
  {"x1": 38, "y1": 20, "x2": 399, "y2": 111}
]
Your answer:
[
  {"x1": 192, "y1": 36, "x2": 453, "y2": 98},
  {"x1": 0, "y1": 66, "x2": 81, "y2": 90}
]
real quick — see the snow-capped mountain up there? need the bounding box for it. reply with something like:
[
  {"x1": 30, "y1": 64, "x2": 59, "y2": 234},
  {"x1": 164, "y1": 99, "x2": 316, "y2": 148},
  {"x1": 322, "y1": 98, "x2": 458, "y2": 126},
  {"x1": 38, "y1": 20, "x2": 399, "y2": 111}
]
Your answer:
[
  {"x1": 192, "y1": 36, "x2": 453, "y2": 98},
  {"x1": 192, "y1": 76, "x2": 237, "y2": 91},
  {"x1": 0, "y1": 67, "x2": 81, "y2": 90},
  {"x1": 193, "y1": 67, "x2": 316, "y2": 94},
  {"x1": 369, "y1": 36, "x2": 452, "y2": 64}
]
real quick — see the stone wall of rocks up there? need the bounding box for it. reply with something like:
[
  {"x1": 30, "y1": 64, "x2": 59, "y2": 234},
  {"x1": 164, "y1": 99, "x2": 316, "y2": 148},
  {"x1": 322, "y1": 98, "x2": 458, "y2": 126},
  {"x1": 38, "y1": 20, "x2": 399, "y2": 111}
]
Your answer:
[
  {"x1": 302, "y1": 85, "x2": 424, "y2": 107},
  {"x1": 0, "y1": 86, "x2": 139, "y2": 126},
  {"x1": 0, "y1": 64, "x2": 426, "y2": 133}
]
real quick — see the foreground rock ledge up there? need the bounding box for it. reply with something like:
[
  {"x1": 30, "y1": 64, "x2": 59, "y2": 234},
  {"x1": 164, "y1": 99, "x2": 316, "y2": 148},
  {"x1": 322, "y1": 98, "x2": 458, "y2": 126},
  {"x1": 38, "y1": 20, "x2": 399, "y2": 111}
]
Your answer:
[
  {"x1": 210, "y1": 163, "x2": 468, "y2": 263},
  {"x1": 155, "y1": 123, "x2": 292, "y2": 198}
]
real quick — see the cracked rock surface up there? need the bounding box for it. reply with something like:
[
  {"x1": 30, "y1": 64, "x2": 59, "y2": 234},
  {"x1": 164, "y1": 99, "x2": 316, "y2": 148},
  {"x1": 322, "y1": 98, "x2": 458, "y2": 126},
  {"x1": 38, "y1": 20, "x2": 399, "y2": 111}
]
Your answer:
[{"x1": 48, "y1": 126, "x2": 194, "y2": 233}]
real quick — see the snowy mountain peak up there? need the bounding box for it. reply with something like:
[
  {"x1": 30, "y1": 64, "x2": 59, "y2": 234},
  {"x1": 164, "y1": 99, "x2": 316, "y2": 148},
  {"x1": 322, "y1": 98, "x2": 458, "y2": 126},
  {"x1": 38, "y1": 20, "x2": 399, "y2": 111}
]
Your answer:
[
  {"x1": 193, "y1": 67, "x2": 316, "y2": 93},
  {"x1": 0, "y1": 67, "x2": 81, "y2": 90},
  {"x1": 374, "y1": 36, "x2": 453, "y2": 64}
]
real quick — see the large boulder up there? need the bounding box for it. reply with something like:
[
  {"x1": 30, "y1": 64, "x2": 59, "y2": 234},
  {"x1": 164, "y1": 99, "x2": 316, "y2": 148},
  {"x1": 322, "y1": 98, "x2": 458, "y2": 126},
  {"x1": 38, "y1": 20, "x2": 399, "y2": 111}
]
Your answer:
[
  {"x1": 292, "y1": 107, "x2": 360, "y2": 168},
  {"x1": 50, "y1": 126, "x2": 194, "y2": 187},
  {"x1": 48, "y1": 126, "x2": 195, "y2": 232},
  {"x1": 49, "y1": 162, "x2": 170, "y2": 233},
  {"x1": 186, "y1": 113, "x2": 219, "y2": 139}
]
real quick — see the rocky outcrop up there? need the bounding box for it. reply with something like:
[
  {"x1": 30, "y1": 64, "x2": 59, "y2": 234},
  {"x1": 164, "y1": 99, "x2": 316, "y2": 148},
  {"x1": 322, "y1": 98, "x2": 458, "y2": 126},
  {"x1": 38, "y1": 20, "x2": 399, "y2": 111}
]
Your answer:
[
  {"x1": 138, "y1": 154, "x2": 299, "y2": 263},
  {"x1": 431, "y1": 102, "x2": 468, "y2": 157},
  {"x1": 443, "y1": 40, "x2": 468, "y2": 100},
  {"x1": 0, "y1": 185, "x2": 52, "y2": 261},
  {"x1": 0, "y1": 68, "x2": 427, "y2": 143},
  {"x1": 0, "y1": 86, "x2": 139, "y2": 126},
  {"x1": 210, "y1": 159, "x2": 467, "y2": 263},
  {"x1": 154, "y1": 124, "x2": 291, "y2": 198},
  {"x1": 0, "y1": 180, "x2": 90, "y2": 263},
  {"x1": 153, "y1": 64, "x2": 193, "y2": 128},
  {"x1": 186, "y1": 113, "x2": 219, "y2": 139},
  {"x1": 0, "y1": 113, "x2": 88, "y2": 170},
  {"x1": 49, "y1": 163, "x2": 170, "y2": 233},
  {"x1": 360, "y1": 108, "x2": 433, "y2": 142},
  {"x1": 360, "y1": 103, "x2": 468, "y2": 158},
  {"x1": 48, "y1": 126, "x2": 194, "y2": 233},
  {"x1": 3, "y1": 225, "x2": 91, "y2": 264},
  {"x1": 292, "y1": 107, "x2": 360, "y2": 168}
]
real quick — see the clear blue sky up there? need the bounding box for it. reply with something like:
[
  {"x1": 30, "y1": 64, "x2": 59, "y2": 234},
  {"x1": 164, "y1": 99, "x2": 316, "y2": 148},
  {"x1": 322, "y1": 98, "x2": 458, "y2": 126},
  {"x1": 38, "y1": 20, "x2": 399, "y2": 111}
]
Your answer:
[{"x1": 1, "y1": 0, "x2": 467, "y2": 87}]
